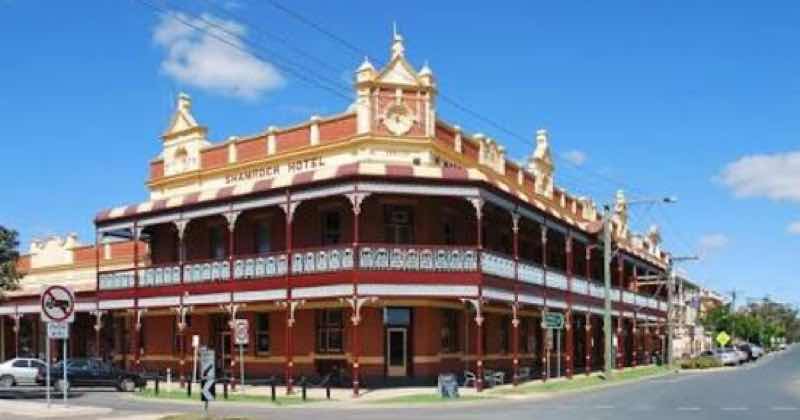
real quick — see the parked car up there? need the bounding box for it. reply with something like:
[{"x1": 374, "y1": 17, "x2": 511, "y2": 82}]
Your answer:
[
  {"x1": 736, "y1": 343, "x2": 762, "y2": 361},
  {"x1": 701, "y1": 349, "x2": 739, "y2": 366},
  {"x1": 37, "y1": 358, "x2": 146, "y2": 392},
  {"x1": 731, "y1": 347, "x2": 749, "y2": 364},
  {"x1": 0, "y1": 358, "x2": 47, "y2": 388}
]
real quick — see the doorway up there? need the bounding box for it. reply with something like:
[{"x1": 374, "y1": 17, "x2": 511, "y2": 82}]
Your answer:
[{"x1": 386, "y1": 328, "x2": 407, "y2": 377}]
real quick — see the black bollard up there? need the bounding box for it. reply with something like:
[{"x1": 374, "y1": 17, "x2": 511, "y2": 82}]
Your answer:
[
  {"x1": 326, "y1": 383, "x2": 331, "y2": 400},
  {"x1": 187, "y1": 380, "x2": 192, "y2": 397},
  {"x1": 301, "y1": 377, "x2": 307, "y2": 401},
  {"x1": 223, "y1": 380, "x2": 229, "y2": 400},
  {"x1": 271, "y1": 380, "x2": 276, "y2": 401},
  {"x1": 155, "y1": 376, "x2": 160, "y2": 395}
]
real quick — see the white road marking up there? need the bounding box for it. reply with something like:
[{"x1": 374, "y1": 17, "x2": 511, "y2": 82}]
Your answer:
[
  {"x1": 677, "y1": 406, "x2": 701, "y2": 411},
  {"x1": 594, "y1": 405, "x2": 614, "y2": 409},
  {"x1": 721, "y1": 407, "x2": 748, "y2": 411},
  {"x1": 771, "y1": 406, "x2": 799, "y2": 411}
]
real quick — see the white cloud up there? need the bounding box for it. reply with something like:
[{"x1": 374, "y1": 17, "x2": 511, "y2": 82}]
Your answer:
[
  {"x1": 788, "y1": 221, "x2": 800, "y2": 235},
  {"x1": 153, "y1": 12, "x2": 284, "y2": 100},
  {"x1": 697, "y1": 233, "x2": 729, "y2": 256},
  {"x1": 717, "y1": 151, "x2": 800, "y2": 202},
  {"x1": 562, "y1": 149, "x2": 587, "y2": 166}
]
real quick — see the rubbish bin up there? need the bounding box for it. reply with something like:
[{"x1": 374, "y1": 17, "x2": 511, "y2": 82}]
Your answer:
[{"x1": 437, "y1": 373, "x2": 460, "y2": 398}]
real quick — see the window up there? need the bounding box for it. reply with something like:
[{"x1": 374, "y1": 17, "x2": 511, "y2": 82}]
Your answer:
[
  {"x1": 255, "y1": 221, "x2": 271, "y2": 254},
  {"x1": 384, "y1": 308, "x2": 411, "y2": 326},
  {"x1": 442, "y1": 220, "x2": 455, "y2": 245},
  {"x1": 210, "y1": 225, "x2": 226, "y2": 259},
  {"x1": 384, "y1": 205, "x2": 414, "y2": 244},
  {"x1": 316, "y1": 309, "x2": 344, "y2": 353},
  {"x1": 321, "y1": 211, "x2": 342, "y2": 245},
  {"x1": 256, "y1": 313, "x2": 270, "y2": 353},
  {"x1": 441, "y1": 309, "x2": 459, "y2": 352},
  {"x1": 12, "y1": 360, "x2": 28, "y2": 368},
  {"x1": 500, "y1": 315, "x2": 510, "y2": 354}
]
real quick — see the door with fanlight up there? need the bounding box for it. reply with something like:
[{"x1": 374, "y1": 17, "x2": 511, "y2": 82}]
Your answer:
[{"x1": 386, "y1": 328, "x2": 407, "y2": 377}]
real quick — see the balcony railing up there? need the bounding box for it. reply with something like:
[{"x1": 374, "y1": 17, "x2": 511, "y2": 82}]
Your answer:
[
  {"x1": 95, "y1": 243, "x2": 668, "y2": 311},
  {"x1": 358, "y1": 245, "x2": 477, "y2": 272}
]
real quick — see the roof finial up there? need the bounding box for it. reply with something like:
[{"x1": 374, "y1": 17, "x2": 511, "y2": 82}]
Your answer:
[{"x1": 391, "y1": 21, "x2": 405, "y2": 59}]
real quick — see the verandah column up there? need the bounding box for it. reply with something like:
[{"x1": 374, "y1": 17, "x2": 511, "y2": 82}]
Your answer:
[
  {"x1": 585, "y1": 245, "x2": 594, "y2": 375},
  {"x1": 615, "y1": 255, "x2": 624, "y2": 370},
  {"x1": 565, "y1": 235, "x2": 574, "y2": 379},
  {"x1": 132, "y1": 223, "x2": 143, "y2": 370},
  {"x1": 281, "y1": 193, "x2": 300, "y2": 394},
  {"x1": 174, "y1": 219, "x2": 188, "y2": 385},
  {"x1": 225, "y1": 211, "x2": 241, "y2": 388},
  {"x1": 11, "y1": 311, "x2": 20, "y2": 358},
  {"x1": 540, "y1": 224, "x2": 549, "y2": 382},
  {"x1": 467, "y1": 197, "x2": 485, "y2": 392},
  {"x1": 346, "y1": 190, "x2": 370, "y2": 397},
  {"x1": 511, "y1": 211, "x2": 520, "y2": 386},
  {"x1": 631, "y1": 268, "x2": 639, "y2": 367},
  {"x1": 94, "y1": 231, "x2": 103, "y2": 358}
]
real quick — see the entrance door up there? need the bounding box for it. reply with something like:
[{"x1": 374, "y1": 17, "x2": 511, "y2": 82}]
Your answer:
[
  {"x1": 386, "y1": 328, "x2": 407, "y2": 377},
  {"x1": 218, "y1": 332, "x2": 232, "y2": 376}
]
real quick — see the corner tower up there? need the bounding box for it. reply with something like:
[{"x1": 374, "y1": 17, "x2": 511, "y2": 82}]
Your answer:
[{"x1": 354, "y1": 26, "x2": 436, "y2": 137}]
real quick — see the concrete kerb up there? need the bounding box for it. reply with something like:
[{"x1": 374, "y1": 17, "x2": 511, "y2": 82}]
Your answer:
[{"x1": 0, "y1": 399, "x2": 113, "y2": 418}]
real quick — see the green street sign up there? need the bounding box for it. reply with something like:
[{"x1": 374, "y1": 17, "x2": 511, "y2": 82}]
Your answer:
[
  {"x1": 542, "y1": 313, "x2": 565, "y2": 330},
  {"x1": 716, "y1": 331, "x2": 731, "y2": 347}
]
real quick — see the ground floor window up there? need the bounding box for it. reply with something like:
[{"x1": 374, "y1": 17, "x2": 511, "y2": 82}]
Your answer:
[
  {"x1": 500, "y1": 315, "x2": 510, "y2": 354},
  {"x1": 256, "y1": 313, "x2": 270, "y2": 353},
  {"x1": 441, "y1": 309, "x2": 459, "y2": 353},
  {"x1": 316, "y1": 309, "x2": 344, "y2": 353}
]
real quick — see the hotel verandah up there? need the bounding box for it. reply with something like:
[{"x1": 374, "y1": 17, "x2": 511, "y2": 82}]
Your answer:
[{"x1": 0, "y1": 31, "x2": 670, "y2": 394}]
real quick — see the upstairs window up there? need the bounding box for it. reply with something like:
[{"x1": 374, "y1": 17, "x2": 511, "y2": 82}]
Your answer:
[
  {"x1": 254, "y1": 220, "x2": 271, "y2": 254},
  {"x1": 321, "y1": 211, "x2": 342, "y2": 245},
  {"x1": 209, "y1": 225, "x2": 226, "y2": 260},
  {"x1": 384, "y1": 205, "x2": 414, "y2": 244}
]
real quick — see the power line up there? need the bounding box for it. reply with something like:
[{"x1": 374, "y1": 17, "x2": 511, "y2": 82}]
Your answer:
[{"x1": 137, "y1": 0, "x2": 355, "y2": 104}]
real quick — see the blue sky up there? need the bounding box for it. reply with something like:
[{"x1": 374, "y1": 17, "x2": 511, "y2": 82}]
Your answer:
[{"x1": 1, "y1": 1, "x2": 798, "y2": 305}]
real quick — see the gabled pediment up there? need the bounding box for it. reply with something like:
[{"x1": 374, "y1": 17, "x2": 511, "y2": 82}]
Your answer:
[
  {"x1": 161, "y1": 93, "x2": 206, "y2": 140},
  {"x1": 376, "y1": 56, "x2": 420, "y2": 86}
]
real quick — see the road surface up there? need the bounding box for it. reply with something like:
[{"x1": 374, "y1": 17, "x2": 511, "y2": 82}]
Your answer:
[{"x1": 2, "y1": 345, "x2": 798, "y2": 419}]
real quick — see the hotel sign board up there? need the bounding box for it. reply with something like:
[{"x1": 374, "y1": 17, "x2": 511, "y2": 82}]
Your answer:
[{"x1": 224, "y1": 156, "x2": 326, "y2": 185}]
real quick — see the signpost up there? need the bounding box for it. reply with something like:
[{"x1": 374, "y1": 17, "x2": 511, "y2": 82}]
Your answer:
[
  {"x1": 40, "y1": 285, "x2": 75, "y2": 408},
  {"x1": 233, "y1": 319, "x2": 249, "y2": 388},
  {"x1": 542, "y1": 313, "x2": 565, "y2": 378},
  {"x1": 199, "y1": 347, "x2": 216, "y2": 414},
  {"x1": 716, "y1": 331, "x2": 731, "y2": 348},
  {"x1": 191, "y1": 335, "x2": 200, "y2": 385}
]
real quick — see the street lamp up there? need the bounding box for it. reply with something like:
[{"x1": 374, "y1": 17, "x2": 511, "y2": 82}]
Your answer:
[{"x1": 599, "y1": 194, "x2": 677, "y2": 377}]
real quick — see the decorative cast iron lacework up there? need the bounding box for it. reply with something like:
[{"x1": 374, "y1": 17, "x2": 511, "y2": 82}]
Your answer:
[
  {"x1": 357, "y1": 246, "x2": 477, "y2": 271},
  {"x1": 291, "y1": 246, "x2": 354, "y2": 274}
]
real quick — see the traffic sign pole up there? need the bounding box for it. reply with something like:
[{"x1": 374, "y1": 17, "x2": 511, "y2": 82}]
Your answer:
[
  {"x1": 63, "y1": 338, "x2": 68, "y2": 406},
  {"x1": 46, "y1": 337, "x2": 50, "y2": 408}
]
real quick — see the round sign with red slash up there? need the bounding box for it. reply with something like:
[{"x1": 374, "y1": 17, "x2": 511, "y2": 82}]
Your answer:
[{"x1": 40, "y1": 285, "x2": 75, "y2": 323}]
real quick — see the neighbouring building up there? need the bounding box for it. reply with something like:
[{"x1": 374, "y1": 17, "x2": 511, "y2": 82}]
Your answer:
[
  {"x1": 671, "y1": 275, "x2": 727, "y2": 358},
  {"x1": 2, "y1": 30, "x2": 674, "y2": 393}
]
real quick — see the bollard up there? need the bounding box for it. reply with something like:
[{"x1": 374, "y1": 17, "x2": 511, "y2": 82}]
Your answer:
[
  {"x1": 223, "y1": 380, "x2": 229, "y2": 400},
  {"x1": 166, "y1": 368, "x2": 172, "y2": 388},
  {"x1": 271, "y1": 380, "x2": 276, "y2": 401},
  {"x1": 187, "y1": 380, "x2": 192, "y2": 397},
  {"x1": 155, "y1": 376, "x2": 160, "y2": 395},
  {"x1": 301, "y1": 377, "x2": 307, "y2": 401},
  {"x1": 326, "y1": 382, "x2": 331, "y2": 400}
]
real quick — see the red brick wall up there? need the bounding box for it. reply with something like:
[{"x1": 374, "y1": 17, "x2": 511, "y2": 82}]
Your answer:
[
  {"x1": 276, "y1": 128, "x2": 310, "y2": 153},
  {"x1": 236, "y1": 137, "x2": 267, "y2": 163},
  {"x1": 319, "y1": 116, "x2": 356, "y2": 144},
  {"x1": 150, "y1": 160, "x2": 164, "y2": 181},
  {"x1": 201, "y1": 146, "x2": 228, "y2": 170}
]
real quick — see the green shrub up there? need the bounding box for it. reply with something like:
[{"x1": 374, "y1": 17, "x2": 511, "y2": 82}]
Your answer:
[{"x1": 680, "y1": 355, "x2": 722, "y2": 369}]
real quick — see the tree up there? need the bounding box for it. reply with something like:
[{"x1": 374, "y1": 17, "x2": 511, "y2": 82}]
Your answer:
[{"x1": 0, "y1": 225, "x2": 22, "y2": 293}]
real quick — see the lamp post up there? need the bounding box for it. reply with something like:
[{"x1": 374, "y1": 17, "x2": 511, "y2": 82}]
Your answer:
[{"x1": 600, "y1": 195, "x2": 676, "y2": 377}]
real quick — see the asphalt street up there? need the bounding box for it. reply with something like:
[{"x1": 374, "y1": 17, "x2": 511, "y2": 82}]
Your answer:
[{"x1": 3, "y1": 345, "x2": 799, "y2": 419}]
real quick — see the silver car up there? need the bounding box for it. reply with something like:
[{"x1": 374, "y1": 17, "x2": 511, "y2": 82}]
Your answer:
[
  {"x1": 0, "y1": 358, "x2": 47, "y2": 387},
  {"x1": 701, "y1": 349, "x2": 739, "y2": 366}
]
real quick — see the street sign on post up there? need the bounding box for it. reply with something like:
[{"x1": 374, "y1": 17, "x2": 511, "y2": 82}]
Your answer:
[
  {"x1": 47, "y1": 322, "x2": 69, "y2": 339},
  {"x1": 199, "y1": 347, "x2": 216, "y2": 411},
  {"x1": 41, "y1": 285, "x2": 75, "y2": 409},
  {"x1": 233, "y1": 319, "x2": 249, "y2": 345},
  {"x1": 543, "y1": 313, "x2": 565, "y2": 330},
  {"x1": 41, "y1": 285, "x2": 75, "y2": 323},
  {"x1": 233, "y1": 319, "x2": 248, "y2": 388},
  {"x1": 716, "y1": 331, "x2": 731, "y2": 348}
]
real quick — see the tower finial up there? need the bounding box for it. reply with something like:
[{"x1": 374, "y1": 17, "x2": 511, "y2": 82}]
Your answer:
[{"x1": 391, "y1": 21, "x2": 405, "y2": 59}]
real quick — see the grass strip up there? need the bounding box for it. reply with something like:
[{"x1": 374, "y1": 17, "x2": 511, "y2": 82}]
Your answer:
[{"x1": 137, "y1": 388, "x2": 315, "y2": 406}]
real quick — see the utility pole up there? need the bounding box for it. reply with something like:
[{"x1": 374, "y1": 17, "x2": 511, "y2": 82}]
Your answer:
[
  {"x1": 600, "y1": 194, "x2": 677, "y2": 377},
  {"x1": 602, "y1": 204, "x2": 614, "y2": 377}
]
